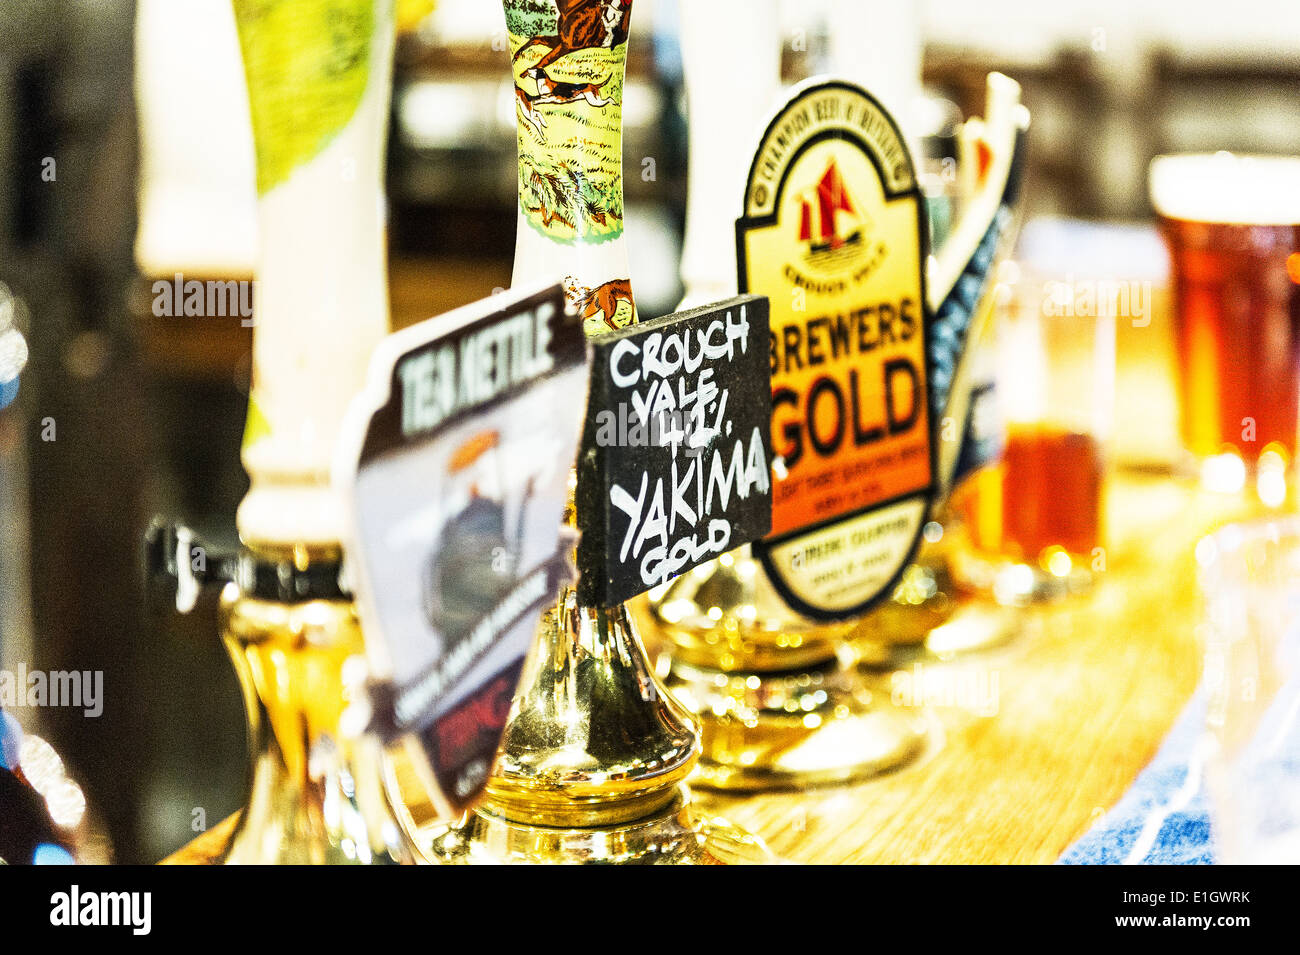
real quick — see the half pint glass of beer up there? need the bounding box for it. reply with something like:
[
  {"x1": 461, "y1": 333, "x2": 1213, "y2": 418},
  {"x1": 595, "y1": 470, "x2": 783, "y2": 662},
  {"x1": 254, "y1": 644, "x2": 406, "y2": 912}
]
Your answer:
[
  {"x1": 1150, "y1": 153, "x2": 1300, "y2": 503},
  {"x1": 951, "y1": 259, "x2": 1116, "y2": 604}
]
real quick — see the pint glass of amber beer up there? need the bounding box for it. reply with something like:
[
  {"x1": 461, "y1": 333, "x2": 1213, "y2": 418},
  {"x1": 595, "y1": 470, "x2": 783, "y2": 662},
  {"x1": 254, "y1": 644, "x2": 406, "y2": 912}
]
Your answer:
[{"x1": 1150, "y1": 153, "x2": 1300, "y2": 502}]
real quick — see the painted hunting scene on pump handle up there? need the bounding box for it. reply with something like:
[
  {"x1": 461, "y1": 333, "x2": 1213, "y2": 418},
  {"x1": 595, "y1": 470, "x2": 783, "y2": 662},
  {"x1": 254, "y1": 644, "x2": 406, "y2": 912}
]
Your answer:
[{"x1": 505, "y1": 0, "x2": 634, "y2": 331}]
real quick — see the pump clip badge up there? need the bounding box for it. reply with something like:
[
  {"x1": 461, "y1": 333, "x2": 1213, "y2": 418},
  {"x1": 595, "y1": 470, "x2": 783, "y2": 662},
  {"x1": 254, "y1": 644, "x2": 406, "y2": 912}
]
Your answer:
[
  {"x1": 737, "y1": 80, "x2": 936, "y2": 620},
  {"x1": 336, "y1": 283, "x2": 587, "y2": 812}
]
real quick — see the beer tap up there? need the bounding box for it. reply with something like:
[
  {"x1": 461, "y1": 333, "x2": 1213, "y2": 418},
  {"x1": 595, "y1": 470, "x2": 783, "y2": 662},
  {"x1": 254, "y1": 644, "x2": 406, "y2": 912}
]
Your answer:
[
  {"x1": 146, "y1": 0, "x2": 414, "y2": 864},
  {"x1": 644, "y1": 18, "x2": 1030, "y2": 788},
  {"x1": 639, "y1": 0, "x2": 927, "y2": 791},
  {"x1": 409, "y1": 0, "x2": 774, "y2": 864}
]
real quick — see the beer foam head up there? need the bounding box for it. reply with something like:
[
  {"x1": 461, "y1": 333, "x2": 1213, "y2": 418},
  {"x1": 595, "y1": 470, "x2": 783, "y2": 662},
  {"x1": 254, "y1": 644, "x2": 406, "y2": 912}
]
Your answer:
[{"x1": 1150, "y1": 153, "x2": 1300, "y2": 225}]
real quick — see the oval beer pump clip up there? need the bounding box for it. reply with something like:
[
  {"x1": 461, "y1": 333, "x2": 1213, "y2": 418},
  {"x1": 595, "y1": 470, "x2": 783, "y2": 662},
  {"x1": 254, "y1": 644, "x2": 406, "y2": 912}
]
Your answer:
[
  {"x1": 332, "y1": 281, "x2": 591, "y2": 842},
  {"x1": 927, "y1": 72, "x2": 1031, "y2": 499},
  {"x1": 850, "y1": 73, "x2": 1032, "y2": 659},
  {"x1": 404, "y1": 0, "x2": 774, "y2": 864}
]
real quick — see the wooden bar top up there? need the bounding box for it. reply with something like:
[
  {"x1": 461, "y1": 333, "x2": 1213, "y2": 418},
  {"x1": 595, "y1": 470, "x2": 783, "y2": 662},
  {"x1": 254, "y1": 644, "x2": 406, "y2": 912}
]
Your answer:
[
  {"x1": 165, "y1": 472, "x2": 1259, "y2": 865},
  {"x1": 693, "y1": 474, "x2": 1256, "y2": 864}
]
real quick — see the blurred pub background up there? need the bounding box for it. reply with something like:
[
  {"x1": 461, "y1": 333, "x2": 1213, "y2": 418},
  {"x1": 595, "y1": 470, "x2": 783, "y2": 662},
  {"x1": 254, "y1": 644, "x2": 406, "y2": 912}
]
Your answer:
[{"x1": 0, "y1": 0, "x2": 1298, "y2": 862}]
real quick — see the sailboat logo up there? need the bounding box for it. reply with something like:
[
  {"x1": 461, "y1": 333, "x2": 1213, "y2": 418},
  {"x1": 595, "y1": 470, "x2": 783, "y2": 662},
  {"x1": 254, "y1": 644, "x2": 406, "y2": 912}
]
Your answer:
[{"x1": 797, "y1": 158, "x2": 871, "y2": 267}]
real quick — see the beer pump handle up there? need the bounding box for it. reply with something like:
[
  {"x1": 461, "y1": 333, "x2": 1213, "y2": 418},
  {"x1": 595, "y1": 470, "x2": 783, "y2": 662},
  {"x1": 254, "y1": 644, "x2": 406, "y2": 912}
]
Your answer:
[
  {"x1": 824, "y1": 0, "x2": 923, "y2": 157},
  {"x1": 232, "y1": 1, "x2": 397, "y2": 549},
  {"x1": 677, "y1": 0, "x2": 781, "y2": 310}
]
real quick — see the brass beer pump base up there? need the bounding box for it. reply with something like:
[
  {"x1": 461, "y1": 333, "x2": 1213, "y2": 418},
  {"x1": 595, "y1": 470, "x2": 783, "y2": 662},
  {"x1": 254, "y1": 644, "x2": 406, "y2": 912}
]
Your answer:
[
  {"x1": 405, "y1": 586, "x2": 775, "y2": 863},
  {"x1": 421, "y1": 786, "x2": 771, "y2": 865},
  {"x1": 647, "y1": 551, "x2": 929, "y2": 792},
  {"x1": 661, "y1": 657, "x2": 927, "y2": 792},
  {"x1": 848, "y1": 549, "x2": 1019, "y2": 666},
  {"x1": 218, "y1": 545, "x2": 411, "y2": 865}
]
